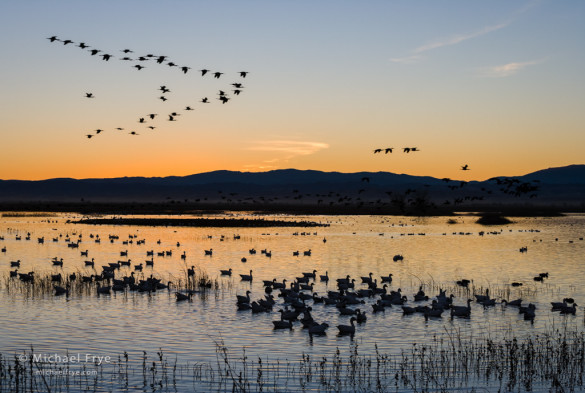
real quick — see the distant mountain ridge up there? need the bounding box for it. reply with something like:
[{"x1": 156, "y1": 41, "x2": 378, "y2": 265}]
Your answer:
[{"x1": 0, "y1": 165, "x2": 584, "y2": 206}]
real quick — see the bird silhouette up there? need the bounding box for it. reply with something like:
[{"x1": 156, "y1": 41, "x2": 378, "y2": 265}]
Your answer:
[
  {"x1": 95, "y1": 129, "x2": 103, "y2": 134},
  {"x1": 167, "y1": 62, "x2": 177, "y2": 67},
  {"x1": 101, "y1": 54, "x2": 113, "y2": 61},
  {"x1": 139, "y1": 118, "x2": 145, "y2": 123},
  {"x1": 461, "y1": 164, "x2": 469, "y2": 171},
  {"x1": 218, "y1": 96, "x2": 230, "y2": 104},
  {"x1": 403, "y1": 147, "x2": 410, "y2": 153},
  {"x1": 89, "y1": 49, "x2": 101, "y2": 55},
  {"x1": 181, "y1": 66, "x2": 190, "y2": 74},
  {"x1": 373, "y1": 149, "x2": 382, "y2": 153},
  {"x1": 120, "y1": 57, "x2": 133, "y2": 61},
  {"x1": 239, "y1": 71, "x2": 249, "y2": 78},
  {"x1": 233, "y1": 89, "x2": 242, "y2": 95},
  {"x1": 213, "y1": 72, "x2": 223, "y2": 78},
  {"x1": 47, "y1": 36, "x2": 59, "y2": 42},
  {"x1": 200, "y1": 69, "x2": 210, "y2": 76},
  {"x1": 385, "y1": 148, "x2": 393, "y2": 154},
  {"x1": 232, "y1": 83, "x2": 243, "y2": 88},
  {"x1": 129, "y1": 131, "x2": 139, "y2": 135},
  {"x1": 201, "y1": 97, "x2": 209, "y2": 103},
  {"x1": 121, "y1": 49, "x2": 133, "y2": 53},
  {"x1": 168, "y1": 115, "x2": 176, "y2": 121},
  {"x1": 160, "y1": 86, "x2": 170, "y2": 93},
  {"x1": 156, "y1": 56, "x2": 167, "y2": 64},
  {"x1": 86, "y1": 134, "x2": 93, "y2": 139},
  {"x1": 159, "y1": 96, "x2": 167, "y2": 102},
  {"x1": 148, "y1": 113, "x2": 157, "y2": 119},
  {"x1": 85, "y1": 93, "x2": 94, "y2": 98},
  {"x1": 185, "y1": 106, "x2": 194, "y2": 111},
  {"x1": 62, "y1": 39, "x2": 73, "y2": 45},
  {"x1": 133, "y1": 65, "x2": 145, "y2": 70},
  {"x1": 78, "y1": 42, "x2": 89, "y2": 49}
]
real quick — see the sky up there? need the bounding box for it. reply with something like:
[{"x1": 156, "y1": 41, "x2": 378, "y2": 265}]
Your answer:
[{"x1": 0, "y1": 0, "x2": 583, "y2": 181}]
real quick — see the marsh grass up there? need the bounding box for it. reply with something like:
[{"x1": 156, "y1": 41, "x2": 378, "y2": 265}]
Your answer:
[
  {"x1": 2, "y1": 262, "x2": 222, "y2": 299},
  {"x1": 1, "y1": 327, "x2": 584, "y2": 392}
]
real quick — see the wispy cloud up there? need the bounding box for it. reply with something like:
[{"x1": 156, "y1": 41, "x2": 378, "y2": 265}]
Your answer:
[
  {"x1": 390, "y1": 54, "x2": 424, "y2": 64},
  {"x1": 248, "y1": 140, "x2": 330, "y2": 156},
  {"x1": 243, "y1": 140, "x2": 329, "y2": 171},
  {"x1": 413, "y1": 22, "x2": 509, "y2": 54},
  {"x1": 391, "y1": 22, "x2": 509, "y2": 64},
  {"x1": 478, "y1": 59, "x2": 542, "y2": 77}
]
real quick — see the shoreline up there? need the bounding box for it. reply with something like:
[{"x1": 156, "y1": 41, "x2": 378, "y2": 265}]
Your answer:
[{"x1": 0, "y1": 201, "x2": 568, "y2": 217}]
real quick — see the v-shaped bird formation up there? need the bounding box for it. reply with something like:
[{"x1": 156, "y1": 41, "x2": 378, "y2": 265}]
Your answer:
[{"x1": 47, "y1": 35, "x2": 250, "y2": 139}]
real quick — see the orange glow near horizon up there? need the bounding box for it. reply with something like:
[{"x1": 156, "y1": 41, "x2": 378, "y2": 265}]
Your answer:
[{"x1": 1, "y1": 2, "x2": 583, "y2": 182}]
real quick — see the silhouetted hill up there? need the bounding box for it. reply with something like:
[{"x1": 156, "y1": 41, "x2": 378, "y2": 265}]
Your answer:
[
  {"x1": 0, "y1": 166, "x2": 583, "y2": 213},
  {"x1": 519, "y1": 165, "x2": 585, "y2": 184}
]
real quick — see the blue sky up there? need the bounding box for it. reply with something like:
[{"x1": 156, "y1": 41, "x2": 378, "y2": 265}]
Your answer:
[{"x1": 0, "y1": 1, "x2": 583, "y2": 180}]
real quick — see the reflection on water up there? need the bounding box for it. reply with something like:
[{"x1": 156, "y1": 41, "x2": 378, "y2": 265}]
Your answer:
[{"x1": 1, "y1": 213, "x2": 584, "y2": 370}]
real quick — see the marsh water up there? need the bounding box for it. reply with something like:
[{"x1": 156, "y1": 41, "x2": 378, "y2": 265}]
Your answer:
[{"x1": 1, "y1": 212, "x2": 584, "y2": 391}]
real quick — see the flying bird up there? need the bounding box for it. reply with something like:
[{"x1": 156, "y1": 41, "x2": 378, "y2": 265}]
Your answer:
[
  {"x1": 185, "y1": 106, "x2": 194, "y2": 111},
  {"x1": 85, "y1": 93, "x2": 94, "y2": 98},
  {"x1": 78, "y1": 42, "x2": 89, "y2": 49},
  {"x1": 218, "y1": 96, "x2": 230, "y2": 104},
  {"x1": 232, "y1": 83, "x2": 243, "y2": 88},
  {"x1": 47, "y1": 36, "x2": 59, "y2": 42},
  {"x1": 239, "y1": 71, "x2": 249, "y2": 78},
  {"x1": 139, "y1": 118, "x2": 145, "y2": 123},
  {"x1": 95, "y1": 129, "x2": 103, "y2": 134},
  {"x1": 385, "y1": 148, "x2": 393, "y2": 154},
  {"x1": 101, "y1": 54, "x2": 113, "y2": 61},
  {"x1": 461, "y1": 164, "x2": 470, "y2": 171},
  {"x1": 156, "y1": 56, "x2": 167, "y2": 64},
  {"x1": 233, "y1": 89, "x2": 242, "y2": 95},
  {"x1": 159, "y1": 96, "x2": 167, "y2": 102},
  {"x1": 86, "y1": 134, "x2": 93, "y2": 139},
  {"x1": 121, "y1": 49, "x2": 133, "y2": 53},
  {"x1": 200, "y1": 69, "x2": 210, "y2": 76},
  {"x1": 129, "y1": 131, "x2": 139, "y2": 135},
  {"x1": 181, "y1": 66, "x2": 191, "y2": 74},
  {"x1": 148, "y1": 114, "x2": 157, "y2": 119},
  {"x1": 373, "y1": 149, "x2": 382, "y2": 154},
  {"x1": 201, "y1": 97, "x2": 209, "y2": 103},
  {"x1": 168, "y1": 115, "x2": 176, "y2": 121},
  {"x1": 160, "y1": 86, "x2": 170, "y2": 93},
  {"x1": 62, "y1": 39, "x2": 73, "y2": 45},
  {"x1": 134, "y1": 65, "x2": 145, "y2": 70},
  {"x1": 213, "y1": 72, "x2": 223, "y2": 78},
  {"x1": 89, "y1": 49, "x2": 101, "y2": 55},
  {"x1": 403, "y1": 147, "x2": 411, "y2": 153}
]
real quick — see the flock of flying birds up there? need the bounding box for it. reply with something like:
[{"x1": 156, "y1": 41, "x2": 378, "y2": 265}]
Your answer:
[
  {"x1": 369, "y1": 145, "x2": 539, "y2": 207},
  {"x1": 46, "y1": 36, "x2": 248, "y2": 139},
  {"x1": 373, "y1": 146, "x2": 471, "y2": 172}
]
